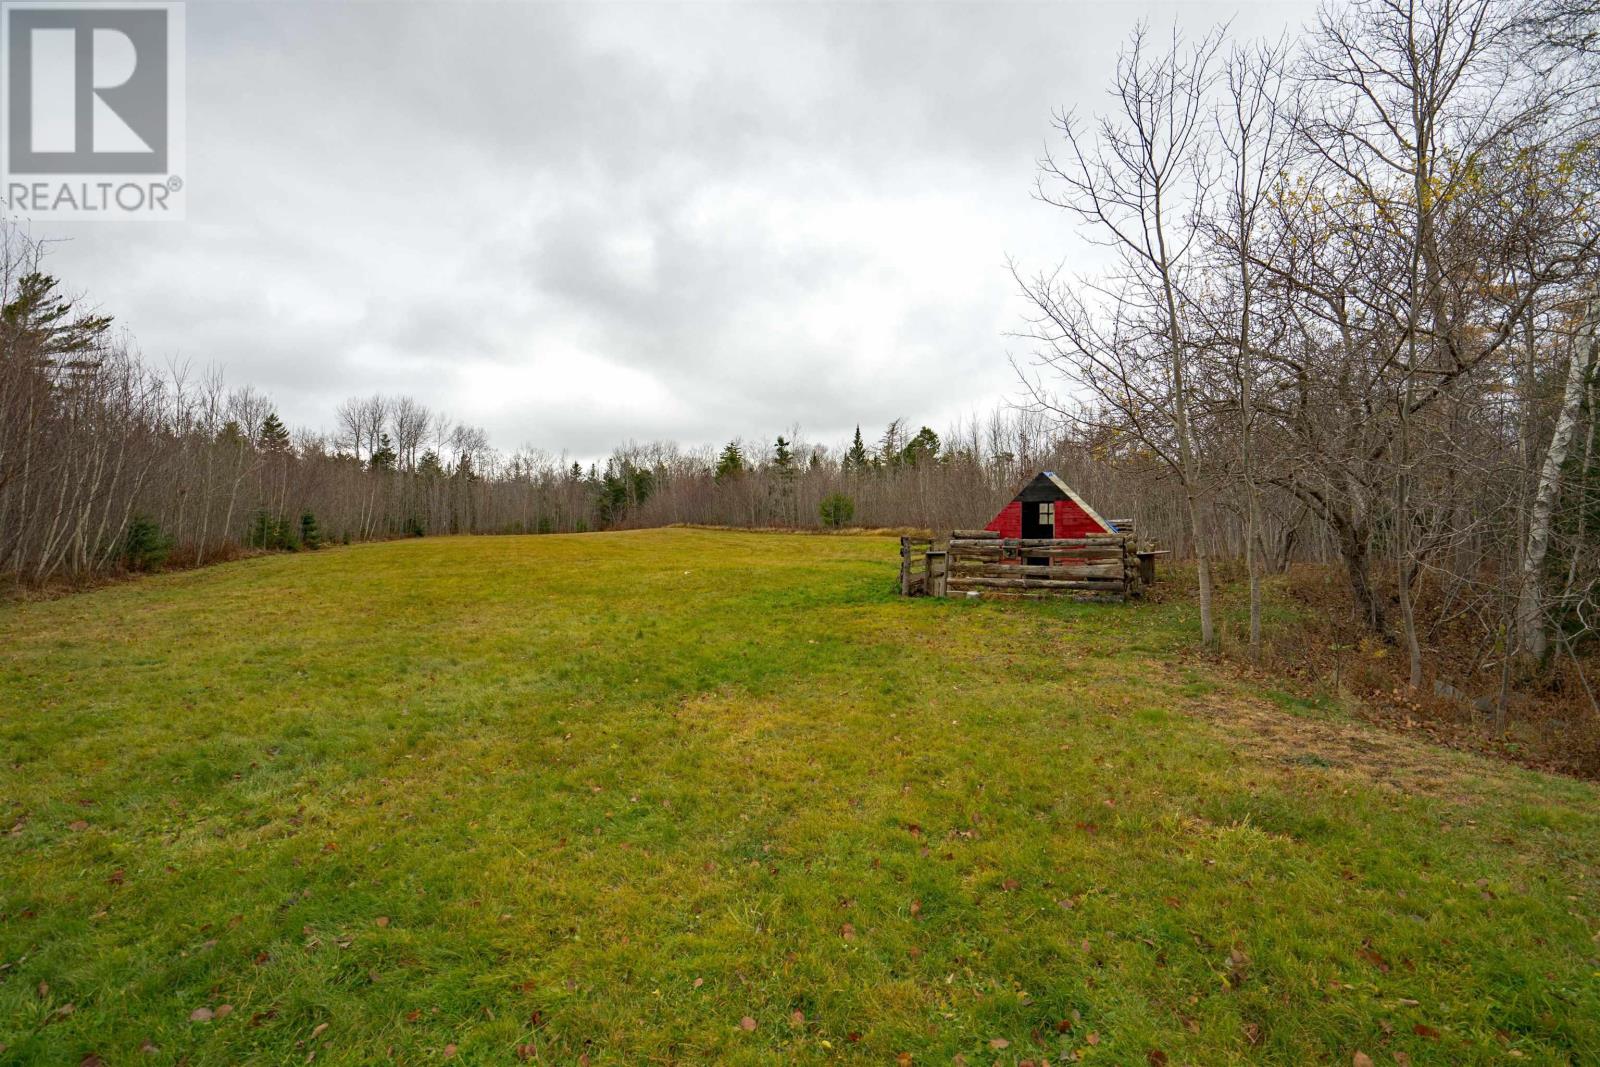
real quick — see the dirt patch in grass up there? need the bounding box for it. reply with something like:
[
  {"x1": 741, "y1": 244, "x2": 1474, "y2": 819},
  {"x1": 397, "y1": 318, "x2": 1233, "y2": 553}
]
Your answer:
[{"x1": 1187, "y1": 689, "x2": 1498, "y2": 798}]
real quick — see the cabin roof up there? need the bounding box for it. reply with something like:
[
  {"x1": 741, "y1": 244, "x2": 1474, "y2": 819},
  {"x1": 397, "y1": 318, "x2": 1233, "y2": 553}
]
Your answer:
[{"x1": 1012, "y1": 471, "x2": 1118, "y2": 533}]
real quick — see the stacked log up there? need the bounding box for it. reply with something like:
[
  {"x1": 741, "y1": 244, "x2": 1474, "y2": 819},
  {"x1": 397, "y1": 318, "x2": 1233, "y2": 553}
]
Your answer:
[{"x1": 941, "y1": 535, "x2": 1135, "y2": 600}]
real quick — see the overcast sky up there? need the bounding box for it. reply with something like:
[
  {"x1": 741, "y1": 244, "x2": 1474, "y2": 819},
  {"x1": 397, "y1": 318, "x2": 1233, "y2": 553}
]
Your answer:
[{"x1": 33, "y1": 0, "x2": 1317, "y2": 461}]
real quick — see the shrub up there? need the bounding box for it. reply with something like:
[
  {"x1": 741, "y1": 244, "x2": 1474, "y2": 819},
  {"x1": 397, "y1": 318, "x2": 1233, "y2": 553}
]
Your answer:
[
  {"x1": 300, "y1": 511, "x2": 322, "y2": 550},
  {"x1": 274, "y1": 517, "x2": 299, "y2": 551},
  {"x1": 248, "y1": 508, "x2": 273, "y2": 550},
  {"x1": 248, "y1": 509, "x2": 301, "y2": 550},
  {"x1": 122, "y1": 515, "x2": 171, "y2": 571},
  {"x1": 818, "y1": 493, "x2": 855, "y2": 528}
]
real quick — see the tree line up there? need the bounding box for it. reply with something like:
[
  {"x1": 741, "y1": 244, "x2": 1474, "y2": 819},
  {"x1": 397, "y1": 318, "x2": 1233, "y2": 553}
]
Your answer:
[
  {"x1": 1011, "y1": 0, "x2": 1600, "y2": 717},
  {"x1": 0, "y1": 253, "x2": 1274, "y2": 586}
]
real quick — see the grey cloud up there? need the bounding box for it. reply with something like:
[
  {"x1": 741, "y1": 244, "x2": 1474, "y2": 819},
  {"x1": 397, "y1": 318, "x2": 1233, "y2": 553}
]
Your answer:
[{"x1": 30, "y1": 0, "x2": 1319, "y2": 460}]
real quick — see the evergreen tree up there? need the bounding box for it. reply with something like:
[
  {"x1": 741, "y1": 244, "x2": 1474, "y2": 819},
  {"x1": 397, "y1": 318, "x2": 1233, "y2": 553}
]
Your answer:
[
  {"x1": 258, "y1": 411, "x2": 291, "y2": 453},
  {"x1": 818, "y1": 493, "x2": 855, "y2": 528},
  {"x1": 900, "y1": 426, "x2": 940, "y2": 467},
  {"x1": 368, "y1": 433, "x2": 397, "y2": 472},
  {"x1": 248, "y1": 508, "x2": 273, "y2": 549},
  {"x1": 715, "y1": 441, "x2": 745, "y2": 481},
  {"x1": 0, "y1": 272, "x2": 113, "y2": 375},
  {"x1": 299, "y1": 510, "x2": 322, "y2": 549},
  {"x1": 843, "y1": 426, "x2": 870, "y2": 472},
  {"x1": 417, "y1": 449, "x2": 445, "y2": 478},
  {"x1": 122, "y1": 515, "x2": 171, "y2": 571},
  {"x1": 774, "y1": 436, "x2": 794, "y2": 471}
]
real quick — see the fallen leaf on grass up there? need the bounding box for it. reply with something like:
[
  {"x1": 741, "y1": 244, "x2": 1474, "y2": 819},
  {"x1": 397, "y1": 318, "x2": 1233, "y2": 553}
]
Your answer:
[
  {"x1": 1086, "y1": 1032, "x2": 1100, "y2": 1045},
  {"x1": 139, "y1": 1041, "x2": 159, "y2": 1055},
  {"x1": 692, "y1": 977, "x2": 704, "y2": 988},
  {"x1": 990, "y1": 1038, "x2": 1010, "y2": 1049},
  {"x1": 68, "y1": 821, "x2": 88, "y2": 832},
  {"x1": 1353, "y1": 1053, "x2": 1374, "y2": 1067},
  {"x1": 443, "y1": 1044, "x2": 457, "y2": 1058},
  {"x1": 1412, "y1": 1024, "x2": 1440, "y2": 1040},
  {"x1": 789, "y1": 1011, "x2": 805, "y2": 1027},
  {"x1": 839, "y1": 923, "x2": 856, "y2": 941},
  {"x1": 1148, "y1": 1052, "x2": 1168, "y2": 1066},
  {"x1": 375, "y1": 916, "x2": 390, "y2": 928},
  {"x1": 739, "y1": 1016, "x2": 757, "y2": 1031},
  {"x1": 310, "y1": 1022, "x2": 329, "y2": 1040},
  {"x1": 79, "y1": 1055, "x2": 103, "y2": 1067},
  {"x1": 214, "y1": 1005, "x2": 233, "y2": 1019},
  {"x1": 516, "y1": 1044, "x2": 536, "y2": 1061},
  {"x1": 189, "y1": 1008, "x2": 213, "y2": 1022}
]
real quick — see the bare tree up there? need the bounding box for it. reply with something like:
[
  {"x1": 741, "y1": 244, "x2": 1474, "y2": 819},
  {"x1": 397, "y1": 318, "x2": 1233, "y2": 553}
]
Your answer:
[{"x1": 1020, "y1": 22, "x2": 1225, "y2": 645}]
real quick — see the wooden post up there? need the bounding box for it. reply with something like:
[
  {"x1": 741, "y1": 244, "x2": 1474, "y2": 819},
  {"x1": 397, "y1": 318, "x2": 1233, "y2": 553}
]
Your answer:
[
  {"x1": 926, "y1": 549, "x2": 948, "y2": 597},
  {"x1": 900, "y1": 537, "x2": 911, "y2": 596}
]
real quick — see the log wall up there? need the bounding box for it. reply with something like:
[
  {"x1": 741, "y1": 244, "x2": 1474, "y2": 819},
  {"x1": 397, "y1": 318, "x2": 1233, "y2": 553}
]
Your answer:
[{"x1": 901, "y1": 530, "x2": 1141, "y2": 601}]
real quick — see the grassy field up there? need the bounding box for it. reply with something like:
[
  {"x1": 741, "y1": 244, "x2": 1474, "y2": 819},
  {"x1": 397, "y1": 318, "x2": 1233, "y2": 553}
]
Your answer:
[{"x1": 2, "y1": 529, "x2": 1598, "y2": 1065}]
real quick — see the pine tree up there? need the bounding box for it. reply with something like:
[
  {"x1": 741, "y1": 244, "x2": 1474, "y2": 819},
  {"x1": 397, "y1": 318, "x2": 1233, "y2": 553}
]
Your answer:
[
  {"x1": 715, "y1": 441, "x2": 745, "y2": 482},
  {"x1": 274, "y1": 516, "x2": 298, "y2": 551},
  {"x1": 774, "y1": 436, "x2": 794, "y2": 471},
  {"x1": 818, "y1": 493, "x2": 855, "y2": 528},
  {"x1": 369, "y1": 433, "x2": 397, "y2": 472},
  {"x1": 122, "y1": 515, "x2": 171, "y2": 571},
  {"x1": 843, "y1": 426, "x2": 870, "y2": 472},
  {"x1": 258, "y1": 412, "x2": 291, "y2": 453},
  {"x1": 248, "y1": 508, "x2": 273, "y2": 549},
  {"x1": 901, "y1": 426, "x2": 940, "y2": 467},
  {"x1": 0, "y1": 272, "x2": 113, "y2": 376},
  {"x1": 299, "y1": 510, "x2": 322, "y2": 549}
]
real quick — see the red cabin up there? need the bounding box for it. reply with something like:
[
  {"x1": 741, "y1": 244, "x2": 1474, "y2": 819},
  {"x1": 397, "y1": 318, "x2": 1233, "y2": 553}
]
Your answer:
[{"x1": 984, "y1": 472, "x2": 1119, "y2": 543}]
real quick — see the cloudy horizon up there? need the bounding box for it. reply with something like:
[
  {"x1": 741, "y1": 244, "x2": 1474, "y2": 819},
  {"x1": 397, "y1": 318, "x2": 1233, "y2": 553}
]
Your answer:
[{"x1": 23, "y1": 0, "x2": 1316, "y2": 462}]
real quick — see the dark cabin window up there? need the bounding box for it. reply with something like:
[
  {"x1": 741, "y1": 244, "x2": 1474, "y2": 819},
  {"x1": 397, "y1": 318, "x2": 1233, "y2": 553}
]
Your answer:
[{"x1": 1038, "y1": 502, "x2": 1054, "y2": 528}]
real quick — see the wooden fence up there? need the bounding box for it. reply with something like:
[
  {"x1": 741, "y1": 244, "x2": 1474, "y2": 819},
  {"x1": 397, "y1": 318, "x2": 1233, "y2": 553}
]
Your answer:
[{"x1": 900, "y1": 529, "x2": 1147, "y2": 600}]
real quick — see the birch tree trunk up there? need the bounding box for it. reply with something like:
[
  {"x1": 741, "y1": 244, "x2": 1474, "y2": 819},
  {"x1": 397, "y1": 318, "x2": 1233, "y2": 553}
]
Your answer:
[{"x1": 1518, "y1": 297, "x2": 1600, "y2": 659}]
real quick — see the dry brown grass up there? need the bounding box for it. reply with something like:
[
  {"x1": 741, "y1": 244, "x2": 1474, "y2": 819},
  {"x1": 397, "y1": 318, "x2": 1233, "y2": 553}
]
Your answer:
[{"x1": 1165, "y1": 560, "x2": 1600, "y2": 779}]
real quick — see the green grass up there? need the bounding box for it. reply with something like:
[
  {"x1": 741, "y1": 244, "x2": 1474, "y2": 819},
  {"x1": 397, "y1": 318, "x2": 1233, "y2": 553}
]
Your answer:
[{"x1": 1, "y1": 529, "x2": 1597, "y2": 1065}]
